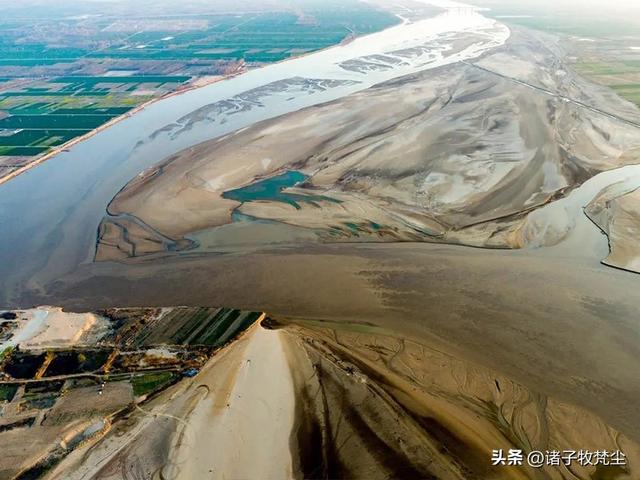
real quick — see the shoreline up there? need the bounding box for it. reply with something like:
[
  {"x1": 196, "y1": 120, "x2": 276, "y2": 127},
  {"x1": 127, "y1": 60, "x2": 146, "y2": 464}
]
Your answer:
[
  {"x1": 0, "y1": 13, "x2": 409, "y2": 188},
  {"x1": 0, "y1": 71, "x2": 244, "y2": 187},
  {"x1": 0, "y1": 4, "x2": 512, "y2": 305}
]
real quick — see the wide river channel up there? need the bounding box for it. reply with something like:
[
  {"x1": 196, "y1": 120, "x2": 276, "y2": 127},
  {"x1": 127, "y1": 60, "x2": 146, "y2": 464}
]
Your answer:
[{"x1": 0, "y1": 5, "x2": 510, "y2": 306}]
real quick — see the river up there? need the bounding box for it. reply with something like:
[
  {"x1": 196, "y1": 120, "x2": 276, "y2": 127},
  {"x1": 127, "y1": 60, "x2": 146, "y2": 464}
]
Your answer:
[
  {"x1": 4, "y1": 4, "x2": 640, "y2": 466},
  {"x1": 0, "y1": 4, "x2": 509, "y2": 306}
]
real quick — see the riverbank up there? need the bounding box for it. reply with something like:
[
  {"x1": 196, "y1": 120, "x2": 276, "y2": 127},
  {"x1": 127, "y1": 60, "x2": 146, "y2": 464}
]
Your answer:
[
  {"x1": 0, "y1": 4, "x2": 510, "y2": 304},
  {"x1": 0, "y1": 69, "x2": 246, "y2": 187},
  {"x1": 97, "y1": 25, "x2": 639, "y2": 268},
  {"x1": 0, "y1": 8, "x2": 412, "y2": 187}
]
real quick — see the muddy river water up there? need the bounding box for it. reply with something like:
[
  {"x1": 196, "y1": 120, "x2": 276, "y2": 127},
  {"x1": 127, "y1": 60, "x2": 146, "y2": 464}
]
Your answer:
[
  {"x1": 4, "y1": 4, "x2": 640, "y2": 472},
  {"x1": 0, "y1": 0, "x2": 639, "y2": 309},
  {"x1": 0, "y1": 5, "x2": 510, "y2": 306}
]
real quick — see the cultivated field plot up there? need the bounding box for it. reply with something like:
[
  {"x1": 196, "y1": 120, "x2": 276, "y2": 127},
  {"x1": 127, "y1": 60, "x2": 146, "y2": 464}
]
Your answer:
[
  {"x1": 0, "y1": 77, "x2": 184, "y2": 159},
  {"x1": 570, "y1": 41, "x2": 640, "y2": 108},
  {"x1": 102, "y1": 306, "x2": 263, "y2": 348},
  {"x1": 89, "y1": 9, "x2": 398, "y2": 64}
]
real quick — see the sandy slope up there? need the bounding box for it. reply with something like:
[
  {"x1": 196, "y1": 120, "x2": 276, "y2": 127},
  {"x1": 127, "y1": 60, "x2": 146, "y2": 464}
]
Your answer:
[
  {"x1": 167, "y1": 323, "x2": 295, "y2": 480},
  {"x1": 46, "y1": 322, "x2": 297, "y2": 480},
  {"x1": 47, "y1": 316, "x2": 640, "y2": 479}
]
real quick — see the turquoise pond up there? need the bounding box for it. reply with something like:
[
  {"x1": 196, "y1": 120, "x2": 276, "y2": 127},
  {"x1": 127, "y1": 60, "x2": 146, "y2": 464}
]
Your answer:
[{"x1": 222, "y1": 171, "x2": 339, "y2": 210}]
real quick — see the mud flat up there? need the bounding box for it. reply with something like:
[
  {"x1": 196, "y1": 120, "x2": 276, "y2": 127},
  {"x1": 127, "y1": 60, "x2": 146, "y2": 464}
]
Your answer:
[
  {"x1": 32, "y1": 238, "x2": 640, "y2": 462},
  {"x1": 1, "y1": 5, "x2": 639, "y2": 480},
  {"x1": 97, "y1": 27, "x2": 640, "y2": 263},
  {"x1": 45, "y1": 318, "x2": 640, "y2": 480},
  {"x1": 586, "y1": 184, "x2": 640, "y2": 273},
  {"x1": 0, "y1": 4, "x2": 509, "y2": 304}
]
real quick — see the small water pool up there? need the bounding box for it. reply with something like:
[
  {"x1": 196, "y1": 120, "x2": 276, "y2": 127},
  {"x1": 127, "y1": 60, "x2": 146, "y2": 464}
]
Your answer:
[{"x1": 222, "y1": 170, "x2": 337, "y2": 210}]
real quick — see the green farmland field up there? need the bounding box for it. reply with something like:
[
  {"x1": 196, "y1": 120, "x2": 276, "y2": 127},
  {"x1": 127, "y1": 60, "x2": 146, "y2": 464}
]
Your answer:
[
  {"x1": 0, "y1": 114, "x2": 115, "y2": 129},
  {"x1": 52, "y1": 76, "x2": 191, "y2": 86},
  {"x1": 131, "y1": 371, "x2": 175, "y2": 397},
  {"x1": 0, "y1": 129, "x2": 88, "y2": 146},
  {"x1": 0, "y1": 1, "x2": 398, "y2": 161},
  {"x1": 0, "y1": 146, "x2": 49, "y2": 156}
]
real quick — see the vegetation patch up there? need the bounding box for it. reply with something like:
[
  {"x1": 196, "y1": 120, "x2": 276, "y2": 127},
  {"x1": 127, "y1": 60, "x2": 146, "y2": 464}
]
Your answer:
[
  {"x1": 131, "y1": 371, "x2": 175, "y2": 397},
  {"x1": 0, "y1": 384, "x2": 18, "y2": 402}
]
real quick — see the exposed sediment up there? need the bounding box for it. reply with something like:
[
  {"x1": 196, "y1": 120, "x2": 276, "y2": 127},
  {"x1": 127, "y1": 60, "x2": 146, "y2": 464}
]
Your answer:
[
  {"x1": 586, "y1": 184, "x2": 640, "y2": 273},
  {"x1": 95, "y1": 28, "x2": 640, "y2": 261},
  {"x1": 45, "y1": 320, "x2": 640, "y2": 480}
]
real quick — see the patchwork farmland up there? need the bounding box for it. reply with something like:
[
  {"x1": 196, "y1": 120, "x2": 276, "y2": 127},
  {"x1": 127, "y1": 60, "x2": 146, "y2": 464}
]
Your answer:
[{"x1": 0, "y1": 1, "x2": 398, "y2": 181}]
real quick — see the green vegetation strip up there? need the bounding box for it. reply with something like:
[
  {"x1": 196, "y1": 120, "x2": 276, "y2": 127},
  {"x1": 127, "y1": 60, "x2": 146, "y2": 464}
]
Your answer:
[
  {"x1": 0, "y1": 114, "x2": 115, "y2": 129},
  {"x1": 0, "y1": 384, "x2": 18, "y2": 402},
  {"x1": 0, "y1": 146, "x2": 49, "y2": 156},
  {"x1": 131, "y1": 371, "x2": 175, "y2": 397},
  {"x1": 51, "y1": 76, "x2": 191, "y2": 85},
  {"x1": 0, "y1": 129, "x2": 90, "y2": 147},
  {"x1": 0, "y1": 92, "x2": 110, "y2": 97}
]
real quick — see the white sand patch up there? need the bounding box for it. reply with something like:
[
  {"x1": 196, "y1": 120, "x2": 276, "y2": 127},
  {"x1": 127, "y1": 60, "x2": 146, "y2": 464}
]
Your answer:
[
  {"x1": 204, "y1": 165, "x2": 256, "y2": 191},
  {"x1": 173, "y1": 325, "x2": 295, "y2": 479},
  {"x1": 139, "y1": 348, "x2": 178, "y2": 367},
  {"x1": 143, "y1": 348, "x2": 177, "y2": 359},
  {"x1": 103, "y1": 70, "x2": 137, "y2": 77},
  {"x1": 1, "y1": 310, "x2": 48, "y2": 351},
  {"x1": 0, "y1": 307, "x2": 110, "y2": 350},
  {"x1": 130, "y1": 89, "x2": 156, "y2": 96},
  {"x1": 22, "y1": 307, "x2": 106, "y2": 348}
]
